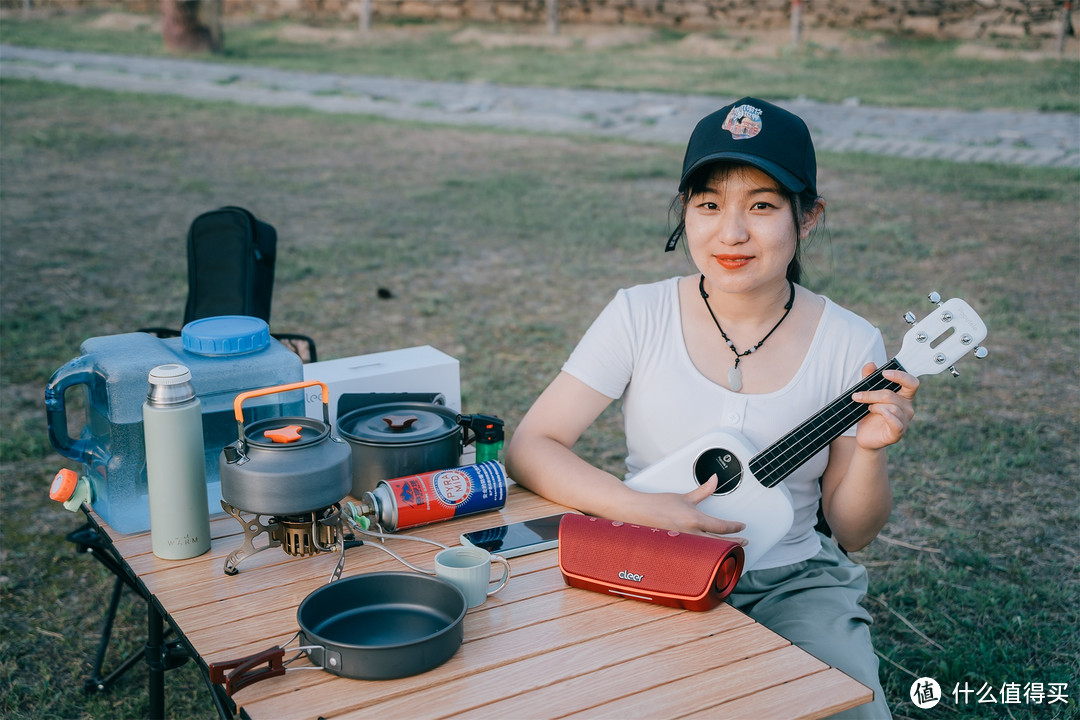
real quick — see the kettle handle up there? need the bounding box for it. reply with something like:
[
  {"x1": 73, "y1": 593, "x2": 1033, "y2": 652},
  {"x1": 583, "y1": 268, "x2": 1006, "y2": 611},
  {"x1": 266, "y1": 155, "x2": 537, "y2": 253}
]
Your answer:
[{"x1": 232, "y1": 380, "x2": 331, "y2": 445}]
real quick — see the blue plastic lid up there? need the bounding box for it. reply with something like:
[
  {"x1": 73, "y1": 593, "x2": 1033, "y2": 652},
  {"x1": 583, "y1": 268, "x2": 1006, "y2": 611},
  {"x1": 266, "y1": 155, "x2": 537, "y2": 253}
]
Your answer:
[{"x1": 181, "y1": 316, "x2": 271, "y2": 356}]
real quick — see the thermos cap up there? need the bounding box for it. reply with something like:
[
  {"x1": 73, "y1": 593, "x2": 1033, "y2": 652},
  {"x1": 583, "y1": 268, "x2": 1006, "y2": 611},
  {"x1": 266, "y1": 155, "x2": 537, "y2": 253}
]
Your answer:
[
  {"x1": 147, "y1": 364, "x2": 196, "y2": 405},
  {"x1": 148, "y1": 364, "x2": 193, "y2": 386}
]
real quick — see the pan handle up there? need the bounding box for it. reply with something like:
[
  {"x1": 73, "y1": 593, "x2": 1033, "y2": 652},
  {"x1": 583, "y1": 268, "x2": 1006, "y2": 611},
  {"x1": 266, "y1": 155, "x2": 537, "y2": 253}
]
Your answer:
[{"x1": 208, "y1": 647, "x2": 286, "y2": 696}]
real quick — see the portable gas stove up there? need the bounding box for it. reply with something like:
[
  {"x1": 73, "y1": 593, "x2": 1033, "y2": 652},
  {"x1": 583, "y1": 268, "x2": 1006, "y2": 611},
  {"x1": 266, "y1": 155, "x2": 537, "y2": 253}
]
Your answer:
[
  {"x1": 220, "y1": 501, "x2": 350, "y2": 578},
  {"x1": 217, "y1": 380, "x2": 356, "y2": 578}
]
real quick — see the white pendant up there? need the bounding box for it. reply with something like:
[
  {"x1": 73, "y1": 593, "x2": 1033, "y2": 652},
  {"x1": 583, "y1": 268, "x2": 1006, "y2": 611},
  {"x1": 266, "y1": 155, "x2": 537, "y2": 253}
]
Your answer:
[{"x1": 727, "y1": 366, "x2": 743, "y2": 392}]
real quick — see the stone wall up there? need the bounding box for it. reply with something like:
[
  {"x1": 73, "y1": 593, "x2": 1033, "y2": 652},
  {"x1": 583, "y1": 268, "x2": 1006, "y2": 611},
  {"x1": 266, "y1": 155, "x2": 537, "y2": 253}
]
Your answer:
[{"x1": 3, "y1": 0, "x2": 1074, "y2": 40}]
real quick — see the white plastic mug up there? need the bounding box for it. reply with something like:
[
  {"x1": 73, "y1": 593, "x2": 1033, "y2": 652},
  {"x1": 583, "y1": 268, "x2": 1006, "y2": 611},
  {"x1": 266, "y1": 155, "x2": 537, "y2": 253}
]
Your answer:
[{"x1": 434, "y1": 545, "x2": 511, "y2": 608}]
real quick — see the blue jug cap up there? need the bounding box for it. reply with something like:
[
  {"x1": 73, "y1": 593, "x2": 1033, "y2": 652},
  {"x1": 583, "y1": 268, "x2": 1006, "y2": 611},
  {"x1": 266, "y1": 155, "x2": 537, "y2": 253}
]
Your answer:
[{"x1": 182, "y1": 316, "x2": 271, "y2": 356}]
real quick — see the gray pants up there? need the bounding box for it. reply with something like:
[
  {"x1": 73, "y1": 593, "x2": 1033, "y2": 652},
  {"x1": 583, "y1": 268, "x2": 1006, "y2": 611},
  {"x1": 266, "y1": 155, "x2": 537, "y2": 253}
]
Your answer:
[{"x1": 728, "y1": 535, "x2": 891, "y2": 719}]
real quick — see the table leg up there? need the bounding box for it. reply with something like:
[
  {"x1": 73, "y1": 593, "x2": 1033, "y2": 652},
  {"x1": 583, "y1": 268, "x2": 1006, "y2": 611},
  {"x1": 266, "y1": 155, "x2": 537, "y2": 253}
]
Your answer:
[{"x1": 146, "y1": 602, "x2": 166, "y2": 720}]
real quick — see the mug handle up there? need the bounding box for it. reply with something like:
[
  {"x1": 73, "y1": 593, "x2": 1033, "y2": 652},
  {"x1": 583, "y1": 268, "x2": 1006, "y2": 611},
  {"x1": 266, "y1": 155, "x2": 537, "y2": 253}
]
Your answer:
[{"x1": 488, "y1": 554, "x2": 511, "y2": 596}]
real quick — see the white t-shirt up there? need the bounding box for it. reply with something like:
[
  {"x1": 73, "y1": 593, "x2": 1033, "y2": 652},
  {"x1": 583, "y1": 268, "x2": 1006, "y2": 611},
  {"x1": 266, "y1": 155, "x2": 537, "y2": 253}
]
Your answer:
[{"x1": 562, "y1": 276, "x2": 887, "y2": 569}]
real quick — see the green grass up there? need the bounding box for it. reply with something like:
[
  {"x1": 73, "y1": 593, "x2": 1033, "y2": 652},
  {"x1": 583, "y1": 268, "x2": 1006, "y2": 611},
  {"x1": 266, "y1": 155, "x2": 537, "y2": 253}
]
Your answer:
[
  {"x1": 0, "y1": 39, "x2": 1077, "y2": 720},
  {"x1": 1, "y1": 11, "x2": 1078, "y2": 112}
]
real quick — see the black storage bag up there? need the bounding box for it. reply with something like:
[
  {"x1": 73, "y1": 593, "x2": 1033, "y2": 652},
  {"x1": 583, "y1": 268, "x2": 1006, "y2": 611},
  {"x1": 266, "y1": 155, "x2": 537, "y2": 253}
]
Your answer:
[{"x1": 184, "y1": 206, "x2": 277, "y2": 324}]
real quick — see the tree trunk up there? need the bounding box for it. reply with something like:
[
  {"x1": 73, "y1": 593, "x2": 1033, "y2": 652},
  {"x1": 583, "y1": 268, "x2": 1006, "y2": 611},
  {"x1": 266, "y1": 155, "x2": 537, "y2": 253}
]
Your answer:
[
  {"x1": 790, "y1": 0, "x2": 803, "y2": 47},
  {"x1": 161, "y1": 0, "x2": 223, "y2": 54},
  {"x1": 360, "y1": 0, "x2": 372, "y2": 34},
  {"x1": 1059, "y1": 1, "x2": 1074, "y2": 57}
]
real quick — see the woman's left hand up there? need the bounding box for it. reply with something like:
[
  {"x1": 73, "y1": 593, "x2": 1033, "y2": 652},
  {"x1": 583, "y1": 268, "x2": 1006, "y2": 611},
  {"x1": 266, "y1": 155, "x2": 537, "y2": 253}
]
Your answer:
[{"x1": 851, "y1": 363, "x2": 919, "y2": 451}]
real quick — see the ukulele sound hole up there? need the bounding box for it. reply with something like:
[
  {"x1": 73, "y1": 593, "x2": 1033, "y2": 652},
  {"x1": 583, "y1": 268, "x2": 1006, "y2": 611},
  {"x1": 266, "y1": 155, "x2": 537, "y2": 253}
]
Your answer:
[{"x1": 694, "y1": 448, "x2": 742, "y2": 495}]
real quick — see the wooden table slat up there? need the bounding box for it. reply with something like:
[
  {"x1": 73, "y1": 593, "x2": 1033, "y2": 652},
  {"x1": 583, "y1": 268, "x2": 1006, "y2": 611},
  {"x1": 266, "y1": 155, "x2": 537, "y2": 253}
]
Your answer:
[
  {"x1": 232, "y1": 590, "x2": 672, "y2": 716},
  {"x1": 555, "y1": 643, "x2": 826, "y2": 720},
  {"x1": 334, "y1": 607, "x2": 763, "y2": 720},
  {"x1": 450, "y1": 621, "x2": 793, "y2": 720},
  {"x1": 684, "y1": 668, "x2": 875, "y2": 720},
  {"x1": 175, "y1": 557, "x2": 564, "y2": 648}
]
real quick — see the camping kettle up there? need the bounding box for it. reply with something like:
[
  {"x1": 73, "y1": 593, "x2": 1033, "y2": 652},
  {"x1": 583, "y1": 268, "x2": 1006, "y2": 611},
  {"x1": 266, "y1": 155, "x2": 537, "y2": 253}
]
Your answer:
[{"x1": 220, "y1": 381, "x2": 352, "y2": 517}]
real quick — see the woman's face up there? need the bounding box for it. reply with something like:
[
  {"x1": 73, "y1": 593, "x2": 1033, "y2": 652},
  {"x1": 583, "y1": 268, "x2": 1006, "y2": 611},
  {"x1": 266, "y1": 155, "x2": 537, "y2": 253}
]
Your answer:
[{"x1": 684, "y1": 165, "x2": 815, "y2": 295}]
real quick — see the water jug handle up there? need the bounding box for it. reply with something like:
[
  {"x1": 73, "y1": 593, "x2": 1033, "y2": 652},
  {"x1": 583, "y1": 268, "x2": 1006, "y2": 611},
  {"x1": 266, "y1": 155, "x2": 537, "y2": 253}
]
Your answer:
[
  {"x1": 231, "y1": 380, "x2": 331, "y2": 445},
  {"x1": 44, "y1": 357, "x2": 95, "y2": 463}
]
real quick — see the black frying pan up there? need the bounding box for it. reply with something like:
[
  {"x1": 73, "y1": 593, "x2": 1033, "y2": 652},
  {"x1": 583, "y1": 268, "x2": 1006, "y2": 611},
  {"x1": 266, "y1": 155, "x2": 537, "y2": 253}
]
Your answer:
[{"x1": 210, "y1": 572, "x2": 467, "y2": 694}]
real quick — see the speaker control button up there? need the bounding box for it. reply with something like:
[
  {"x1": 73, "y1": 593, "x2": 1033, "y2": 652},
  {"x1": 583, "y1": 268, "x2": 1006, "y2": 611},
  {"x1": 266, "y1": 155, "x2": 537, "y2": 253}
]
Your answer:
[
  {"x1": 667, "y1": 530, "x2": 680, "y2": 537},
  {"x1": 611, "y1": 521, "x2": 624, "y2": 527}
]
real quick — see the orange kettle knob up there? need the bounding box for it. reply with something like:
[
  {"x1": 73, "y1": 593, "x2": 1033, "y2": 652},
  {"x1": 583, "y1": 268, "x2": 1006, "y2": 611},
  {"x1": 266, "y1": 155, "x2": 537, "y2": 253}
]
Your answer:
[{"x1": 263, "y1": 425, "x2": 304, "y2": 444}]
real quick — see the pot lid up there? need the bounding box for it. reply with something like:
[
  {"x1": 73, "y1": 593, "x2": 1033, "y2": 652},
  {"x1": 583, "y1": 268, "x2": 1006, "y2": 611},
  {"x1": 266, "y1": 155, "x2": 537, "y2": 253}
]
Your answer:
[
  {"x1": 244, "y1": 417, "x2": 330, "y2": 449},
  {"x1": 339, "y1": 402, "x2": 460, "y2": 446}
]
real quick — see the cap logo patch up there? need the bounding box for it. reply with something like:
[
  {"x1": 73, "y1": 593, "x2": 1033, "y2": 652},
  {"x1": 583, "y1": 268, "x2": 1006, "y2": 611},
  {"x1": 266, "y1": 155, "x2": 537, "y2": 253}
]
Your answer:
[{"x1": 722, "y1": 104, "x2": 763, "y2": 140}]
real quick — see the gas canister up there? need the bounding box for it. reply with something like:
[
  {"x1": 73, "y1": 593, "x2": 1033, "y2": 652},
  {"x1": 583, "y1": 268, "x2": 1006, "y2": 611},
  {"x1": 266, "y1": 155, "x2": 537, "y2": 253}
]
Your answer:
[{"x1": 360, "y1": 461, "x2": 507, "y2": 532}]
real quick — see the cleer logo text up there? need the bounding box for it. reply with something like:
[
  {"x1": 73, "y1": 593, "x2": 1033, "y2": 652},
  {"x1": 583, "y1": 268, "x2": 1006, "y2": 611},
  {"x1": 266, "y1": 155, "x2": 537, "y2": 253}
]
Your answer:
[{"x1": 618, "y1": 570, "x2": 644, "y2": 582}]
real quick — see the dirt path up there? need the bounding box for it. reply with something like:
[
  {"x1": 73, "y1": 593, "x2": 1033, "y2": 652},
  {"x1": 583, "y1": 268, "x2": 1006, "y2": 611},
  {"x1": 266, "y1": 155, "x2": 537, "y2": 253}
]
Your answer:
[{"x1": 1, "y1": 43, "x2": 1077, "y2": 168}]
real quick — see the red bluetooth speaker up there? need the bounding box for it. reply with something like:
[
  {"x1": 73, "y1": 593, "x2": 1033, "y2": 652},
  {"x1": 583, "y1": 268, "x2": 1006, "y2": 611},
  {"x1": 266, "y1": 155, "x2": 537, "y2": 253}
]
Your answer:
[{"x1": 558, "y1": 514, "x2": 744, "y2": 611}]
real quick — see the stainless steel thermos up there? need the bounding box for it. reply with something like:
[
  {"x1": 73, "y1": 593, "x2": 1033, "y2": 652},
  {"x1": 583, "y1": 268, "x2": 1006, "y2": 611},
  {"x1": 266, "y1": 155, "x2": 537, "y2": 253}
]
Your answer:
[{"x1": 143, "y1": 364, "x2": 211, "y2": 559}]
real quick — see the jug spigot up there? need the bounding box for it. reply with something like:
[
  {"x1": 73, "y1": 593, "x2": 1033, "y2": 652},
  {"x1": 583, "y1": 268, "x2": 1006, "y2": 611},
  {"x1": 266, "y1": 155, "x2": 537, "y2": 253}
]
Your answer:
[{"x1": 49, "y1": 468, "x2": 94, "y2": 513}]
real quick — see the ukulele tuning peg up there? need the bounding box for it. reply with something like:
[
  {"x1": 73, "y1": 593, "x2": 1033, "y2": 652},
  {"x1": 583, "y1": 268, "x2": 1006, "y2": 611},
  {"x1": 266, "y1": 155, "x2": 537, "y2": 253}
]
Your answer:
[
  {"x1": 974, "y1": 346, "x2": 989, "y2": 359},
  {"x1": 903, "y1": 312, "x2": 917, "y2": 325},
  {"x1": 948, "y1": 366, "x2": 960, "y2": 378},
  {"x1": 927, "y1": 291, "x2": 942, "y2": 305}
]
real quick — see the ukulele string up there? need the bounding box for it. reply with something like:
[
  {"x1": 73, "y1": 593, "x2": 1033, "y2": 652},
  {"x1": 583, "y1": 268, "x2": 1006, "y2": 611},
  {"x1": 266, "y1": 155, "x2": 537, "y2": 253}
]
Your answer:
[
  {"x1": 757, "y1": 374, "x2": 897, "y2": 482},
  {"x1": 709, "y1": 362, "x2": 903, "y2": 491},
  {"x1": 752, "y1": 367, "x2": 902, "y2": 487}
]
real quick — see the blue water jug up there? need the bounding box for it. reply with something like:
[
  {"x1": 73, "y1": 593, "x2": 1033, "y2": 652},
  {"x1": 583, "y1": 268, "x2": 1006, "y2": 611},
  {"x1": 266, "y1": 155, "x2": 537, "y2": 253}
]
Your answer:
[{"x1": 46, "y1": 316, "x2": 304, "y2": 534}]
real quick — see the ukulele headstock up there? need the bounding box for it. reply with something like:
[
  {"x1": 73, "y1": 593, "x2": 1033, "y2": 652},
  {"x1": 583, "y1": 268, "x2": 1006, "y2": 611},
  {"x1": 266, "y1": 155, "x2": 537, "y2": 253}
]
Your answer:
[{"x1": 896, "y1": 292, "x2": 988, "y2": 378}]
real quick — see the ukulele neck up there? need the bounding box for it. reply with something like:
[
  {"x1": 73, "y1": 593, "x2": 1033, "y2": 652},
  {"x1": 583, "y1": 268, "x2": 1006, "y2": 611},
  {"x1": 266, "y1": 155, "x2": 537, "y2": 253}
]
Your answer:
[{"x1": 749, "y1": 359, "x2": 904, "y2": 489}]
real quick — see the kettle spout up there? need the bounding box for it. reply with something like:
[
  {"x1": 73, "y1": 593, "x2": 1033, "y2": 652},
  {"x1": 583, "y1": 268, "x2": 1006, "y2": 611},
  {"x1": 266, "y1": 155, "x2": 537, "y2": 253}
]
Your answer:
[{"x1": 222, "y1": 443, "x2": 249, "y2": 465}]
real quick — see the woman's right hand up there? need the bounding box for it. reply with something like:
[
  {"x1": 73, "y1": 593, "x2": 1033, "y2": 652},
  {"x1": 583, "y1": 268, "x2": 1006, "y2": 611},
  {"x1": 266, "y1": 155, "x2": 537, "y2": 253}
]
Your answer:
[
  {"x1": 509, "y1": 373, "x2": 747, "y2": 543},
  {"x1": 628, "y1": 474, "x2": 747, "y2": 544}
]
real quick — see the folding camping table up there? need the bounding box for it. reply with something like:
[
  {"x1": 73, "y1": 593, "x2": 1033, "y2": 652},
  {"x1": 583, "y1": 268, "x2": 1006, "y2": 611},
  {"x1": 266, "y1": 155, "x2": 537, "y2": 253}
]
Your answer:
[{"x1": 71, "y1": 484, "x2": 872, "y2": 719}]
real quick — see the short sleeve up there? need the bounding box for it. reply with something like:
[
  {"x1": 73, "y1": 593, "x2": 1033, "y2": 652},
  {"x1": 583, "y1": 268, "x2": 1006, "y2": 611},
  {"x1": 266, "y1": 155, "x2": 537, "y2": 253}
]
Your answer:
[{"x1": 561, "y1": 289, "x2": 636, "y2": 400}]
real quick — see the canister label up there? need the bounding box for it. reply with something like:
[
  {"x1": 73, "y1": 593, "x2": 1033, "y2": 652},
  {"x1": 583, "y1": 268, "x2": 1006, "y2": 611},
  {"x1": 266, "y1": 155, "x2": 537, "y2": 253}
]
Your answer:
[{"x1": 383, "y1": 461, "x2": 507, "y2": 530}]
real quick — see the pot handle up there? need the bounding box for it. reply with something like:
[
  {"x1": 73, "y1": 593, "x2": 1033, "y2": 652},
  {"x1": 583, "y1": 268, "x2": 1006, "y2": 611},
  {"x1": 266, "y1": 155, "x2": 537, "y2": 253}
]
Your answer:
[
  {"x1": 382, "y1": 414, "x2": 420, "y2": 431},
  {"x1": 208, "y1": 647, "x2": 286, "y2": 696},
  {"x1": 232, "y1": 380, "x2": 331, "y2": 445}
]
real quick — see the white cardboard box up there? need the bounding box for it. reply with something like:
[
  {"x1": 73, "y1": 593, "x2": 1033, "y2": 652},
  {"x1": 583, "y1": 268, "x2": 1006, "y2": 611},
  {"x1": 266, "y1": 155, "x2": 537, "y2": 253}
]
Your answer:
[{"x1": 302, "y1": 345, "x2": 461, "y2": 424}]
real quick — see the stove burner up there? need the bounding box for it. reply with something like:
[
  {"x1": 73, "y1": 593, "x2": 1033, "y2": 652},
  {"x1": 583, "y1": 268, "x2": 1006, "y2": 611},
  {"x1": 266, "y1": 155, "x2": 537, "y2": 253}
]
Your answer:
[
  {"x1": 221, "y1": 501, "x2": 347, "y2": 578},
  {"x1": 275, "y1": 511, "x2": 341, "y2": 557}
]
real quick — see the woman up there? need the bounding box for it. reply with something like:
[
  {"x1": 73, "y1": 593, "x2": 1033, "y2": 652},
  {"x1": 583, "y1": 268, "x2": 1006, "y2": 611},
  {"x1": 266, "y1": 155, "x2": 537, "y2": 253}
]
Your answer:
[{"x1": 506, "y1": 97, "x2": 917, "y2": 718}]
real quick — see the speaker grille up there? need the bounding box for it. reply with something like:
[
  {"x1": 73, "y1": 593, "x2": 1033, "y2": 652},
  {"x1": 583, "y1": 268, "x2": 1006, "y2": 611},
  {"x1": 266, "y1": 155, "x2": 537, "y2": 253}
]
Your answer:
[{"x1": 558, "y1": 514, "x2": 744, "y2": 610}]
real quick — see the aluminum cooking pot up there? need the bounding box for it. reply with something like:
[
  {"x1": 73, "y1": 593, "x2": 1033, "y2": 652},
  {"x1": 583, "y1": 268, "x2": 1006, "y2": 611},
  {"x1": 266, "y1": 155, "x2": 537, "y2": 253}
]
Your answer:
[
  {"x1": 337, "y1": 401, "x2": 466, "y2": 499},
  {"x1": 220, "y1": 380, "x2": 351, "y2": 516},
  {"x1": 209, "y1": 572, "x2": 467, "y2": 694}
]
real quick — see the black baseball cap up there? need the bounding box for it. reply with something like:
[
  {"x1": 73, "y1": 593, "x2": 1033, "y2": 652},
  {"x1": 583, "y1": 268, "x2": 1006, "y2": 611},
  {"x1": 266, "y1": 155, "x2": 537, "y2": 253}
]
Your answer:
[{"x1": 679, "y1": 97, "x2": 817, "y2": 196}]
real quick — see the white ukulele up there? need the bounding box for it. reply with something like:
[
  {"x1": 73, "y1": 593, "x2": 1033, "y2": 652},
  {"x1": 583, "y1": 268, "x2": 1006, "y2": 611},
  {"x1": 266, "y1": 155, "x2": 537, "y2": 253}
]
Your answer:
[{"x1": 624, "y1": 293, "x2": 988, "y2": 571}]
